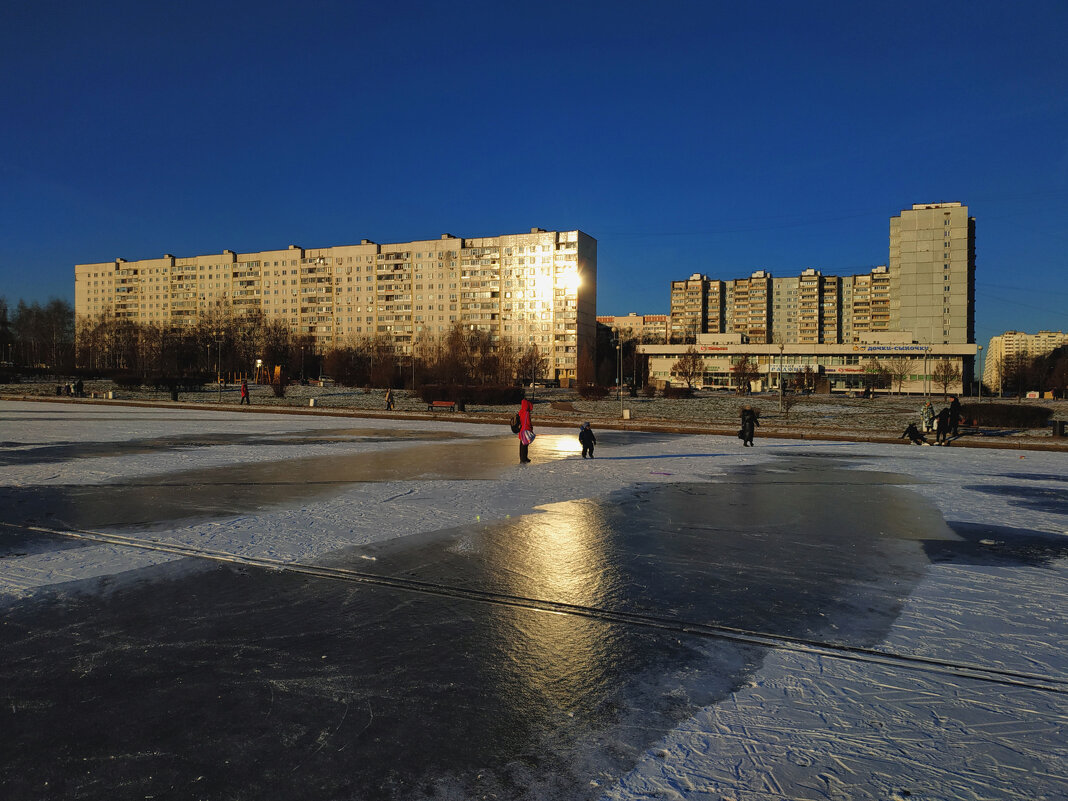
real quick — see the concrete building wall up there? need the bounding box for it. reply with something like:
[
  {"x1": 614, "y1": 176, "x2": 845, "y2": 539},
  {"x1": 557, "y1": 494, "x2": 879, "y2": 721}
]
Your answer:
[
  {"x1": 890, "y1": 202, "x2": 974, "y2": 346},
  {"x1": 640, "y1": 335, "x2": 974, "y2": 395},
  {"x1": 597, "y1": 313, "x2": 669, "y2": 343},
  {"x1": 74, "y1": 228, "x2": 595, "y2": 382},
  {"x1": 983, "y1": 330, "x2": 1068, "y2": 387},
  {"x1": 665, "y1": 203, "x2": 974, "y2": 353}
]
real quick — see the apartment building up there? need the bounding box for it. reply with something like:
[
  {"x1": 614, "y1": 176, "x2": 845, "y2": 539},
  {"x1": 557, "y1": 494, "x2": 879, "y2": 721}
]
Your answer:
[
  {"x1": 890, "y1": 202, "x2": 975, "y2": 346},
  {"x1": 668, "y1": 203, "x2": 974, "y2": 348},
  {"x1": 653, "y1": 203, "x2": 978, "y2": 393},
  {"x1": 596, "y1": 313, "x2": 669, "y2": 343},
  {"x1": 983, "y1": 330, "x2": 1068, "y2": 387},
  {"x1": 668, "y1": 274, "x2": 712, "y2": 341},
  {"x1": 75, "y1": 228, "x2": 597, "y2": 382}
]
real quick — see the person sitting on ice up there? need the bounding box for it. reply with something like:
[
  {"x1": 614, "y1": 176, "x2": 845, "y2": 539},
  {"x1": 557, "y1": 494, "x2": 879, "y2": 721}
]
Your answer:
[{"x1": 900, "y1": 422, "x2": 930, "y2": 446}]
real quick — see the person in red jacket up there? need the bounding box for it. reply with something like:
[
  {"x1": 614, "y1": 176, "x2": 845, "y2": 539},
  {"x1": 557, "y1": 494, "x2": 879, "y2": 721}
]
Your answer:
[
  {"x1": 517, "y1": 398, "x2": 534, "y2": 464},
  {"x1": 240, "y1": 379, "x2": 250, "y2": 405}
]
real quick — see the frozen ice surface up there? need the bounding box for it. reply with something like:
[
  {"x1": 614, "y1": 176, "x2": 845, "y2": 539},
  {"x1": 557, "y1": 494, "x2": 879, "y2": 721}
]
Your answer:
[{"x1": 0, "y1": 400, "x2": 1065, "y2": 800}]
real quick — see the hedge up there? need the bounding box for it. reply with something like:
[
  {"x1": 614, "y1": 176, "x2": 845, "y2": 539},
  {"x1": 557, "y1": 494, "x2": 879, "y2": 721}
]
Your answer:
[
  {"x1": 419, "y1": 384, "x2": 524, "y2": 405},
  {"x1": 959, "y1": 403, "x2": 1052, "y2": 428},
  {"x1": 577, "y1": 384, "x2": 610, "y2": 400}
]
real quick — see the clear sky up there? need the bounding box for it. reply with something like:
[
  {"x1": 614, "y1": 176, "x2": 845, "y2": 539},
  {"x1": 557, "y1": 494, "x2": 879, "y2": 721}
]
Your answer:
[{"x1": 2, "y1": 0, "x2": 1066, "y2": 348}]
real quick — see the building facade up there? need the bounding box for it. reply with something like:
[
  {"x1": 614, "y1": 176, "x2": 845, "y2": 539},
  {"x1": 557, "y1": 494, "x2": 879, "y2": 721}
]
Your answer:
[
  {"x1": 983, "y1": 330, "x2": 1068, "y2": 388},
  {"x1": 641, "y1": 334, "x2": 974, "y2": 395},
  {"x1": 651, "y1": 202, "x2": 977, "y2": 394},
  {"x1": 890, "y1": 202, "x2": 975, "y2": 347},
  {"x1": 667, "y1": 203, "x2": 975, "y2": 349},
  {"x1": 596, "y1": 313, "x2": 669, "y2": 343},
  {"x1": 75, "y1": 228, "x2": 597, "y2": 381}
]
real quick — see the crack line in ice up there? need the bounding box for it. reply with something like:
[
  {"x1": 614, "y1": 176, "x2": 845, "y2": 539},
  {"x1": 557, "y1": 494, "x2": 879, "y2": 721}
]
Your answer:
[{"x1": 4, "y1": 519, "x2": 1067, "y2": 696}]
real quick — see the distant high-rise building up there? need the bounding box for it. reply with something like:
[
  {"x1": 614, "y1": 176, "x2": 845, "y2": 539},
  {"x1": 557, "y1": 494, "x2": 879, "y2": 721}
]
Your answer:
[
  {"x1": 983, "y1": 330, "x2": 1068, "y2": 387},
  {"x1": 74, "y1": 228, "x2": 597, "y2": 381},
  {"x1": 668, "y1": 274, "x2": 714, "y2": 341},
  {"x1": 596, "y1": 313, "x2": 669, "y2": 343},
  {"x1": 667, "y1": 202, "x2": 975, "y2": 348},
  {"x1": 889, "y1": 202, "x2": 975, "y2": 346}
]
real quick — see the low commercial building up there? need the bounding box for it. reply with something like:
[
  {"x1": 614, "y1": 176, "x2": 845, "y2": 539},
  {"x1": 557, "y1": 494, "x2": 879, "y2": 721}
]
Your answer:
[{"x1": 640, "y1": 334, "x2": 975, "y2": 395}]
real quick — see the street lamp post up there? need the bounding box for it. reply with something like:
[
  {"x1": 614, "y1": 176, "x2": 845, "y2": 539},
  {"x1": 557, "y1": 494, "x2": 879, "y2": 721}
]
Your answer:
[
  {"x1": 923, "y1": 345, "x2": 930, "y2": 398},
  {"x1": 778, "y1": 342, "x2": 785, "y2": 413},
  {"x1": 977, "y1": 345, "x2": 984, "y2": 402},
  {"x1": 213, "y1": 330, "x2": 222, "y2": 402}
]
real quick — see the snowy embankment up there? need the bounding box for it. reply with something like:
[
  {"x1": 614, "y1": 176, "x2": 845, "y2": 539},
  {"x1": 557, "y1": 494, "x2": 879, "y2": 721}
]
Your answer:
[{"x1": 4, "y1": 378, "x2": 1065, "y2": 441}]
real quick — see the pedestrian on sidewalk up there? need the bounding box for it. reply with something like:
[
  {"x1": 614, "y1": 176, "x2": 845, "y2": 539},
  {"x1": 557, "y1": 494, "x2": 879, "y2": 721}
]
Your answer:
[{"x1": 240, "y1": 379, "x2": 250, "y2": 405}]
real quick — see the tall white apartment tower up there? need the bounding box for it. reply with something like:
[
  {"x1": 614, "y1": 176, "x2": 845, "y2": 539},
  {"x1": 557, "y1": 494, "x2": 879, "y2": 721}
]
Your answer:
[{"x1": 889, "y1": 202, "x2": 975, "y2": 345}]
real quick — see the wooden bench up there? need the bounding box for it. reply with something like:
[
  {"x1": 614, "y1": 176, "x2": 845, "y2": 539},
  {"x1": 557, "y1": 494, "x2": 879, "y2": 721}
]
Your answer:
[{"x1": 428, "y1": 400, "x2": 456, "y2": 412}]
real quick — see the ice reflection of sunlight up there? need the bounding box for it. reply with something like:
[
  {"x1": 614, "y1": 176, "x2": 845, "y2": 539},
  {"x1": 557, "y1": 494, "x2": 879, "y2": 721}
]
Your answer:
[
  {"x1": 529, "y1": 432, "x2": 582, "y2": 460},
  {"x1": 487, "y1": 500, "x2": 624, "y2": 716}
]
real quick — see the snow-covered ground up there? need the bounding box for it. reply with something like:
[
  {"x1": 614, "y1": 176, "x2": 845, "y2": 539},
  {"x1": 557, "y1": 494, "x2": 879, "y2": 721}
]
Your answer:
[
  {"x1": 1, "y1": 399, "x2": 1065, "y2": 799},
  {"x1": 5, "y1": 378, "x2": 1065, "y2": 440}
]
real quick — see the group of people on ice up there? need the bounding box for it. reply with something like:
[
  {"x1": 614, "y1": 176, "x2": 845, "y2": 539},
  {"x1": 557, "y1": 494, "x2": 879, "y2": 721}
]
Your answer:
[
  {"x1": 512, "y1": 391, "x2": 971, "y2": 463},
  {"x1": 901, "y1": 396, "x2": 963, "y2": 446},
  {"x1": 512, "y1": 398, "x2": 598, "y2": 464}
]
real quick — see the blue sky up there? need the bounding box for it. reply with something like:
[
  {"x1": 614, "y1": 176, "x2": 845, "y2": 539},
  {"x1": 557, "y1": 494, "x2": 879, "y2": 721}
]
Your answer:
[{"x1": 2, "y1": 0, "x2": 1066, "y2": 348}]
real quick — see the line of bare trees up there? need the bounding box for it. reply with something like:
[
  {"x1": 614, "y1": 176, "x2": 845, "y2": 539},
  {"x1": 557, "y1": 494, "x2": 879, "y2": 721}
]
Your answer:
[
  {"x1": 984, "y1": 348, "x2": 1068, "y2": 399},
  {"x1": 65, "y1": 308, "x2": 553, "y2": 389},
  {"x1": 0, "y1": 297, "x2": 76, "y2": 370}
]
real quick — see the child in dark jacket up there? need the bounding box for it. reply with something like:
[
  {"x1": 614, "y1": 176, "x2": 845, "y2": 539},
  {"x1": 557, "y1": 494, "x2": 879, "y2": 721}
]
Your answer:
[
  {"x1": 900, "y1": 422, "x2": 930, "y2": 445},
  {"x1": 579, "y1": 422, "x2": 597, "y2": 459}
]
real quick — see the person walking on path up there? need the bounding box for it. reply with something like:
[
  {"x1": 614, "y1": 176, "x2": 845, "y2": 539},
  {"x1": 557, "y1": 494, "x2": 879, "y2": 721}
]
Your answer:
[
  {"x1": 949, "y1": 395, "x2": 962, "y2": 437},
  {"x1": 579, "y1": 421, "x2": 597, "y2": 459},
  {"x1": 921, "y1": 399, "x2": 935, "y2": 433},
  {"x1": 239, "y1": 380, "x2": 250, "y2": 405},
  {"x1": 517, "y1": 398, "x2": 534, "y2": 463},
  {"x1": 935, "y1": 407, "x2": 951, "y2": 445},
  {"x1": 385, "y1": 387, "x2": 394, "y2": 411},
  {"x1": 739, "y1": 405, "x2": 759, "y2": 447}
]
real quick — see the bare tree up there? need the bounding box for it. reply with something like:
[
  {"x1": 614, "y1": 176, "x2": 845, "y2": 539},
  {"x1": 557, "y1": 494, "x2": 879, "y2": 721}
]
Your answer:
[
  {"x1": 1046, "y1": 346, "x2": 1068, "y2": 398},
  {"x1": 730, "y1": 355, "x2": 760, "y2": 394},
  {"x1": 884, "y1": 357, "x2": 910, "y2": 395},
  {"x1": 671, "y1": 346, "x2": 704, "y2": 389},
  {"x1": 860, "y1": 357, "x2": 890, "y2": 395},
  {"x1": 516, "y1": 344, "x2": 549, "y2": 387},
  {"x1": 577, "y1": 349, "x2": 596, "y2": 386},
  {"x1": 931, "y1": 359, "x2": 961, "y2": 400}
]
